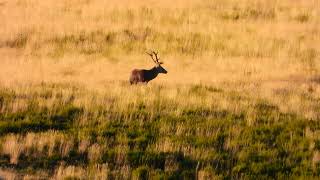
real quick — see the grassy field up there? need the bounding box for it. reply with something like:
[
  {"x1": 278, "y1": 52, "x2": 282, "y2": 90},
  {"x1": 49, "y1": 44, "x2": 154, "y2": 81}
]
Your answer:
[{"x1": 0, "y1": 0, "x2": 320, "y2": 179}]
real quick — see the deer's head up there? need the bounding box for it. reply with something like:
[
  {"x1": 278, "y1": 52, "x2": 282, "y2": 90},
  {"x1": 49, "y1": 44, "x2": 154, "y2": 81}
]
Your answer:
[{"x1": 146, "y1": 51, "x2": 168, "y2": 74}]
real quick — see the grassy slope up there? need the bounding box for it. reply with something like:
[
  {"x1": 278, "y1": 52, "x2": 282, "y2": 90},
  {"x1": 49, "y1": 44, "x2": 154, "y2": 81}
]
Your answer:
[{"x1": 0, "y1": 0, "x2": 320, "y2": 179}]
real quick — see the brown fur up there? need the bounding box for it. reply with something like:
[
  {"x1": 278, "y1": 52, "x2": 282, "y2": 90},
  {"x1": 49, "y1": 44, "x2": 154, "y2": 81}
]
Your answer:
[
  {"x1": 130, "y1": 51, "x2": 167, "y2": 84},
  {"x1": 130, "y1": 66, "x2": 167, "y2": 84}
]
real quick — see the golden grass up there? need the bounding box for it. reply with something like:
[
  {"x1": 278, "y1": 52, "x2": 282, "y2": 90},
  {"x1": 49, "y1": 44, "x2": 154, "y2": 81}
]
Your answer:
[
  {"x1": 1, "y1": 0, "x2": 319, "y2": 89},
  {"x1": 0, "y1": 0, "x2": 320, "y2": 178}
]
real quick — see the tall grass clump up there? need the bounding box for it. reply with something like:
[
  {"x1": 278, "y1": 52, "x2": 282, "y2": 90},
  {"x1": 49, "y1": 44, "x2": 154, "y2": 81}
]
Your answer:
[{"x1": 0, "y1": 83, "x2": 319, "y2": 178}]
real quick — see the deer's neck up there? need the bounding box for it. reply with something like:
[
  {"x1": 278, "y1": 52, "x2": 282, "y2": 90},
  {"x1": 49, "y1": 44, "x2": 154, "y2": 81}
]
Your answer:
[{"x1": 146, "y1": 67, "x2": 159, "y2": 81}]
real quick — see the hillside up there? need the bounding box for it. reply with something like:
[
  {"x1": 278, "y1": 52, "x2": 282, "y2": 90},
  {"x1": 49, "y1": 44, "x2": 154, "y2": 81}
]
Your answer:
[{"x1": 0, "y1": 0, "x2": 320, "y2": 179}]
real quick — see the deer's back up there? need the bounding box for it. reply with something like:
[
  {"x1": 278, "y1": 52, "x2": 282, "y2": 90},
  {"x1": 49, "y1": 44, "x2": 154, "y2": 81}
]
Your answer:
[{"x1": 130, "y1": 69, "x2": 146, "y2": 84}]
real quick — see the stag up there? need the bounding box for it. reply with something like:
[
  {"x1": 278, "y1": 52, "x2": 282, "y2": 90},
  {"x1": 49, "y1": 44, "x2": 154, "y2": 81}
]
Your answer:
[{"x1": 130, "y1": 51, "x2": 167, "y2": 84}]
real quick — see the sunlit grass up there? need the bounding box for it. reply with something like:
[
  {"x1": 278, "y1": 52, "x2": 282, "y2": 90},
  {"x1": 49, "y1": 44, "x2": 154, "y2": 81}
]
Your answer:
[{"x1": 0, "y1": 0, "x2": 320, "y2": 178}]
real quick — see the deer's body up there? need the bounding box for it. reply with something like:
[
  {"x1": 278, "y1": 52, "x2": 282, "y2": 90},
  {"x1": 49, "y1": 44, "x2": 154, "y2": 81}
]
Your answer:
[
  {"x1": 129, "y1": 51, "x2": 167, "y2": 84},
  {"x1": 130, "y1": 67, "x2": 161, "y2": 84}
]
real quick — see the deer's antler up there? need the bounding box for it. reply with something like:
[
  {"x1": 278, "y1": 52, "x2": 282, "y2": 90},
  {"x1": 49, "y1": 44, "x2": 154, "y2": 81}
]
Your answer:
[
  {"x1": 146, "y1": 52, "x2": 157, "y2": 64},
  {"x1": 147, "y1": 50, "x2": 163, "y2": 65},
  {"x1": 146, "y1": 50, "x2": 161, "y2": 64},
  {"x1": 151, "y1": 51, "x2": 160, "y2": 63},
  {"x1": 153, "y1": 51, "x2": 164, "y2": 64}
]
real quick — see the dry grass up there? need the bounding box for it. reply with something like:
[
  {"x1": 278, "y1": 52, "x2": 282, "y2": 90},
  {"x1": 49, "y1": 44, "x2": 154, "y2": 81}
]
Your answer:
[
  {"x1": 1, "y1": 0, "x2": 319, "y2": 88},
  {"x1": 0, "y1": 0, "x2": 320, "y2": 178}
]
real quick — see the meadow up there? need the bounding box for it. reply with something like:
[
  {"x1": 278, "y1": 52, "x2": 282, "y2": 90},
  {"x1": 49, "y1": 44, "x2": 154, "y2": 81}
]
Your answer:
[{"x1": 0, "y1": 0, "x2": 320, "y2": 179}]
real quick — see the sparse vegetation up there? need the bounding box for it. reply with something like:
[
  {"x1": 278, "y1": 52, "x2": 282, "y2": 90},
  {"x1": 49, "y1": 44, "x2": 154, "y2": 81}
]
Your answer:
[{"x1": 0, "y1": 0, "x2": 319, "y2": 179}]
